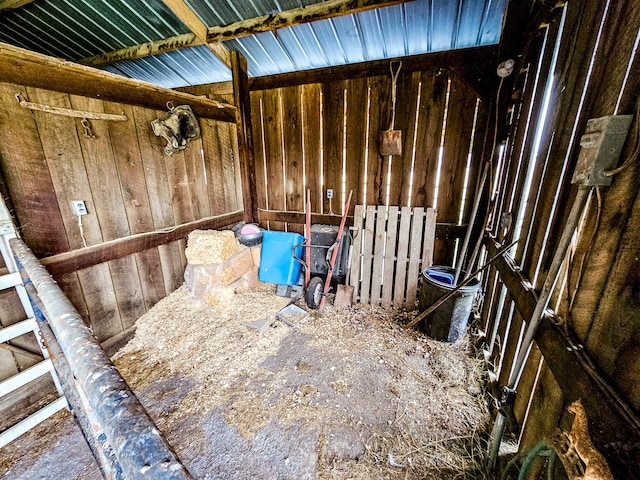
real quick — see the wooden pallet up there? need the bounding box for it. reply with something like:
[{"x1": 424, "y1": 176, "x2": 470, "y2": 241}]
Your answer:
[{"x1": 349, "y1": 205, "x2": 436, "y2": 308}]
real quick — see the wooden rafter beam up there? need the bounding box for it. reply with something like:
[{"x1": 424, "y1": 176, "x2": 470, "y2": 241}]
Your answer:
[
  {"x1": 79, "y1": 0, "x2": 409, "y2": 68},
  {"x1": 161, "y1": 0, "x2": 231, "y2": 67},
  {"x1": 0, "y1": 42, "x2": 237, "y2": 122}
]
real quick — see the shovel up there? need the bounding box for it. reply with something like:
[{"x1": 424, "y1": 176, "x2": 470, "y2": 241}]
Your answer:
[{"x1": 380, "y1": 60, "x2": 402, "y2": 156}]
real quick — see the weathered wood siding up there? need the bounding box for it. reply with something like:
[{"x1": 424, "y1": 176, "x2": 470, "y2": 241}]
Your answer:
[
  {"x1": 249, "y1": 70, "x2": 489, "y2": 266},
  {"x1": 484, "y1": 0, "x2": 640, "y2": 477},
  {"x1": 0, "y1": 82, "x2": 241, "y2": 349}
]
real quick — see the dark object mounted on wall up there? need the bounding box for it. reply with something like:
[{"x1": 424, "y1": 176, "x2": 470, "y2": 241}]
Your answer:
[{"x1": 151, "y1": 103, "x2": 201, "y2": 156}]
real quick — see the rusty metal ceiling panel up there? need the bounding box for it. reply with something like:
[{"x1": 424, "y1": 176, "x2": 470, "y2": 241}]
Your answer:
[{"x1": 0, "y1": 0, "x2": 507, "y2": 88}]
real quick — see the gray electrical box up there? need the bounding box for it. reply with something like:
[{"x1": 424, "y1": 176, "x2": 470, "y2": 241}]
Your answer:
[{"x1": 571, "y1": 115, "x2": 633, "y2": 186}]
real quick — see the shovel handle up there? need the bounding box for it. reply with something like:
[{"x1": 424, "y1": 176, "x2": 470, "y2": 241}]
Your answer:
[{"x1": 389, "y1": 60, "x2": 402, "y2": 129}]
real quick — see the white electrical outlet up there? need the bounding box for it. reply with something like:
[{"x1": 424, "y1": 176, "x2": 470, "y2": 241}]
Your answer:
[
  {"x1": 326, "y1": 189, "x2": 334, "y2": 199},
  {"x1": 71, "y1": 200, "x2": 88, "y2": 216}
]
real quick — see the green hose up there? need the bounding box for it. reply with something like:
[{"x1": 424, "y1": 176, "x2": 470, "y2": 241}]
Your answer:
[{"x1": 500, "y1": 441, "x2": 559, "y2": 480}]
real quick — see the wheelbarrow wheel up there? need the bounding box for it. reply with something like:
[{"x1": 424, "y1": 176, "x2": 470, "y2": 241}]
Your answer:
[{"x1": 306, "y1": 276, "x2": 324, "y2": 309}]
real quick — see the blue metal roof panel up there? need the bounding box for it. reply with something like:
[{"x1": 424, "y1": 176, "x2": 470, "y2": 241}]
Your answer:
[{"x1": 0, "y1": 0, "x2": 507, "y2": 88}]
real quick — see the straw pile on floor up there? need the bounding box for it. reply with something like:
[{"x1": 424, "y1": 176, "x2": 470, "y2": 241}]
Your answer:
[{"x1": 110, "y1": 284, "x2": 491, "y2": 479}]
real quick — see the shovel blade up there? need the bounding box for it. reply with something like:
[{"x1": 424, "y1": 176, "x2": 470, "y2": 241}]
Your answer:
[
  {"x1": 334, "y1": 284, "x2": 354, "y2": 308},
  {"x1": 380, "y1": 129, "x2": 402, "y2": 156}
]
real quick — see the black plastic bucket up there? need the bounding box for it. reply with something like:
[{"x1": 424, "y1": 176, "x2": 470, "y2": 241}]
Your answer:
[{"x1": 418, "y1": 266, "x2": 480, "y2": 342}]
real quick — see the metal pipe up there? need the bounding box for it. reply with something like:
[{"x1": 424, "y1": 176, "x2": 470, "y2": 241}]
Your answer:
[
  {"x1": 10, "y1": 238, "x2": 193, "y2": 480},
  {"x1": 23, "y1": 280, "x2": 124, "y2": 480},
  {"x1": 486, "y1": 186, "x2": 591, "y2": 470}
]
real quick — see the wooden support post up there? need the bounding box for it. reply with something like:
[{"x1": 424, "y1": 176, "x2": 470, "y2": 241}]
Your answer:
[{"x1": 231, "y1": 51, "x2": 258, "y2": 224}]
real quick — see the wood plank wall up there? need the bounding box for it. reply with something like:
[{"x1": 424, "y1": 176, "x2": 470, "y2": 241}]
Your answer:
[
  {"x1": 0, "y1": 82, "x2": 241, "y2": 359},
  {"x1": 249, "y1": 69, "x2": 488, "y2": 267},
  {"x1": 483, "y1": 0, "x2": 640, "y2": 477}
]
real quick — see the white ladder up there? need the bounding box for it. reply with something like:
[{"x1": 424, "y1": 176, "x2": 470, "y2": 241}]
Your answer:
[{"x1": 0, "y1": 200, "x2": 66, "y2": 448}]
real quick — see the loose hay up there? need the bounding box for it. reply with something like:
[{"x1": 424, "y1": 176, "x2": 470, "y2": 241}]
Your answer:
[
  {"x1": 112, "y1": 285, "x2": 491, "y2": 479},
  {"x1": 185, "y1": 229, "x2": 238, "y2": 264}
]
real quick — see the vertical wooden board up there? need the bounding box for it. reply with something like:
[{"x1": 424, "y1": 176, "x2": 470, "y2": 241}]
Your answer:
[
  {"x1": 421, "y1": 207, "x2": 437, "y2": 269},
  {"x1": 165, "y1": 150, "x2": 194, "y2": 225},
  {"x1": 381, "y1": 206, "x2": 399, "y2": 305},
  {"x1": 0, "y1": 83, "x2": 69, "y2": 257},
  {"x1": 104, "y1": 101, "x2": 166, "y2": 310},
  {"x1": 518, "y1": 363, "x2": 565, "y2": 453},
  {"x1": 262, "y1": 89, "x2": 285, "y2": 230},
  {"x1": 370, "y1": 206, "x2": 387, "y2": 305},
  {"x1": 321, "y1": 81, "x2": 344, "y2": 215},
  {"x1": 183, "y1": 135, "x2": 210, "y2": 219},
  {"x1": 70, "y1": 95, "x2": 146, "y2": 329},
  {"x1": 437, "y1": 74, "x2": 478, "y2": 224},
  {"x1": 200, "y1": 118, "x2": 226, "y2": 215},
  {"x1": 133, "y1": 106, "x2": 176, "y2": 229},
  {"x1": 218, "y1": 121, "x2": 240, "y2": 212},
  {"x1": 497, "y1": 312, "x2": 525, "y2": 387},
  {"x1": 393, "y1": 206, "x2": 412, "y2": 306},
  {"x1": 406, "y1": 207, "x2": 425, "y2": 307},
  {"x1": 281, "y1": 86, "x2": 304, "y2": 232},
  {"x1": 301, "y1": 84, "x2": 322, "y2": 213},
  {"x1": 0, "y1": 349, "x2": 18, "y2": 382},
  {"x1": 359, "y1": 205, "x2": 377, "y2": 304},
  {"x1": 412, "y1": 71, "x2": 448, "y2": 209},
  {"x1": 513, "y1": 345, "x2": 543, "y2": 427},
  {"x1": 396, "y1": 72, "x2": 424, "y2": 207},
  {"x1": 250, "y1": 91, "x2": 268, "y2": 218},
  {"x1": 461, "y1": 98, "x2": 488, "y2": 227},
  {"x1": 29, "y1": 88, "x2": 123, "y2": 338},
  {"x1": 135, "y1": 249, "x2": 166, "y2": 310},
  {"x1": 133, "y1": 106, "x2": 182, "y2": 294},
  {"x1": 388, "y1": 71, "x2": 420, "y2": 207},
  {"x1": 349, "y1": 205, "x2": 365, "y2": 301},
  {"x1": 344, "y1": 78, "x2": 368, "y2": 215},
  {"x1": 76, "y1": 265, "x2": 123, "y2": 342},
  {"x1": 366, "y1": 76, "x2": 390, "y2": 207}
]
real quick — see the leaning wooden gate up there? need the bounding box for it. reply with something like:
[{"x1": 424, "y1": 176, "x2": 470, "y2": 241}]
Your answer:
[{"x1": 349, "y1": 205, "x2": 436, "y2": 308}]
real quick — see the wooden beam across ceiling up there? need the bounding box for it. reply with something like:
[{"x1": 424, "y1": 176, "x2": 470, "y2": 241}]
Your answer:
[
  {"x1": 0, "y1": 42, "x2": 237, "y2": 122},
  {"x1": 79, "y1": 0, "x2": 409, "y2": 68},
  {"x1": 160, "y1": 0, "x2": 231, "y2": 67}
]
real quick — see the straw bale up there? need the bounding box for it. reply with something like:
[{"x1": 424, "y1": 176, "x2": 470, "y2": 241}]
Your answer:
[{"x1": 185, "y1": 229, "x2": 238, "y2": 264}]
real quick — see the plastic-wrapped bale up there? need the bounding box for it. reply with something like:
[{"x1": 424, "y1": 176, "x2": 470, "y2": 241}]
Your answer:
[{"x1": 185, "y1": 229, "x2": 238, "y2": 265}]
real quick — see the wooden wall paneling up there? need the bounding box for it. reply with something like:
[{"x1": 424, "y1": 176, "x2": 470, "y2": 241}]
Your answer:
[
  {"x1": 132, "y1": 106, "x2": 182, "y2": 295},
  {"x1": 249, "y1": 91, "x2": 268, "y2": 220},
  {"x1": 364, "y1": 76, "x2": 390, "y2": 207},
  {"x1": 381, "y1": 206, "x2": 399, "y2": 305},
  {"x1": 183, "y1": 136, "x2": 210, "y2": 220},
  {"x1": 433, "y1": 74, "x2": 478, "y2": 265},
  {"x1": 349, "y1": 205, "x2": 365, "y2": 300},
  {"x1": 70, "y1": 95, "x2": 146, "y2": 331},
  {"x1": 281, "y1": 85, "x2": 304, "y2": 233},
  {"x1": 521, "y1": 1, "x2": 609, "y2": 288},
  {"x1": 217, "y1": 121, "x2": 241, "y2": 212},
  {"x1": 385, "y1": 71, "x2": 416, "y2": 208},
  {"x1": 105, "y1": 102, "x2": 166, "y2": 311},
  {"x1": 28, "y1": 88, "x2": 122, "y2": 342},
  {"x1": 569, "y1": 0, "x2": 640, "y2": 365},
  {"x1": 489, "y1": 294, "x2": 514, "y2": 374},
  {"x1": 359, "y1": 205, "x2": 376, "y2": 304},
  {"x1": 369, "y1": 206, "x2": 386, "y2": 305},
  {"x1": 201, "y1": 118, "x2": 227, "y2": 215},
  {"x1": 321, "y1": 80, "x2": 344, "y2": 215},
  {"x1": 0, "y1": 83, "x2": 69, "y2": 258},
  {"x1": 496, "y1": 310, "x2": 524, "y2": 388},
  {"x1": 393, "y1": 206, "x2": 412, "y2": 306},
  {"x1": 513, "y1": 344, "x2": 542, "y2": 428},
  {"x1": 389, "y1": 71, "x2": 417, "y2": 208},
  {"x1": 344, "y1": 77, "x2": 368, "y2": 215},
  {"x1": 262, "y1": 89, "x2": 286, "y2": 231},
  {"x1": 517, "y1": 363, "x2": 565, "y2": 473},
  {"x1": 405, "y1": 207, "x2": 425, "y2": 307},
  {"x1": 301, "y1": 84, "x2": 322, "y2": 213},
  {"x1": 0, "y1": 289, "x2": 37, "y2": 372},
  {"x1": 411, "y1": 70, "x2": 448, "y2": 210}
]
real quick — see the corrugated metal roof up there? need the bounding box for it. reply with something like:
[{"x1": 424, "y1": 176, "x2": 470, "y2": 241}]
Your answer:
[{"x1": 0, "y1": 0, "x2": 507, "y2": 88}]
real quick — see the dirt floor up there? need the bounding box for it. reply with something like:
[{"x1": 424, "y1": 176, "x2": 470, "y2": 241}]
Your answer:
[{"x1": 0, "y1": 283, "x2": 491, "y2": 479}]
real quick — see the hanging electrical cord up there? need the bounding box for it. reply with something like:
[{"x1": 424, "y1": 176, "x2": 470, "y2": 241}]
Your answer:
[{"x1": 77, "y1": 215, "x2": 88, "y2": 248}]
